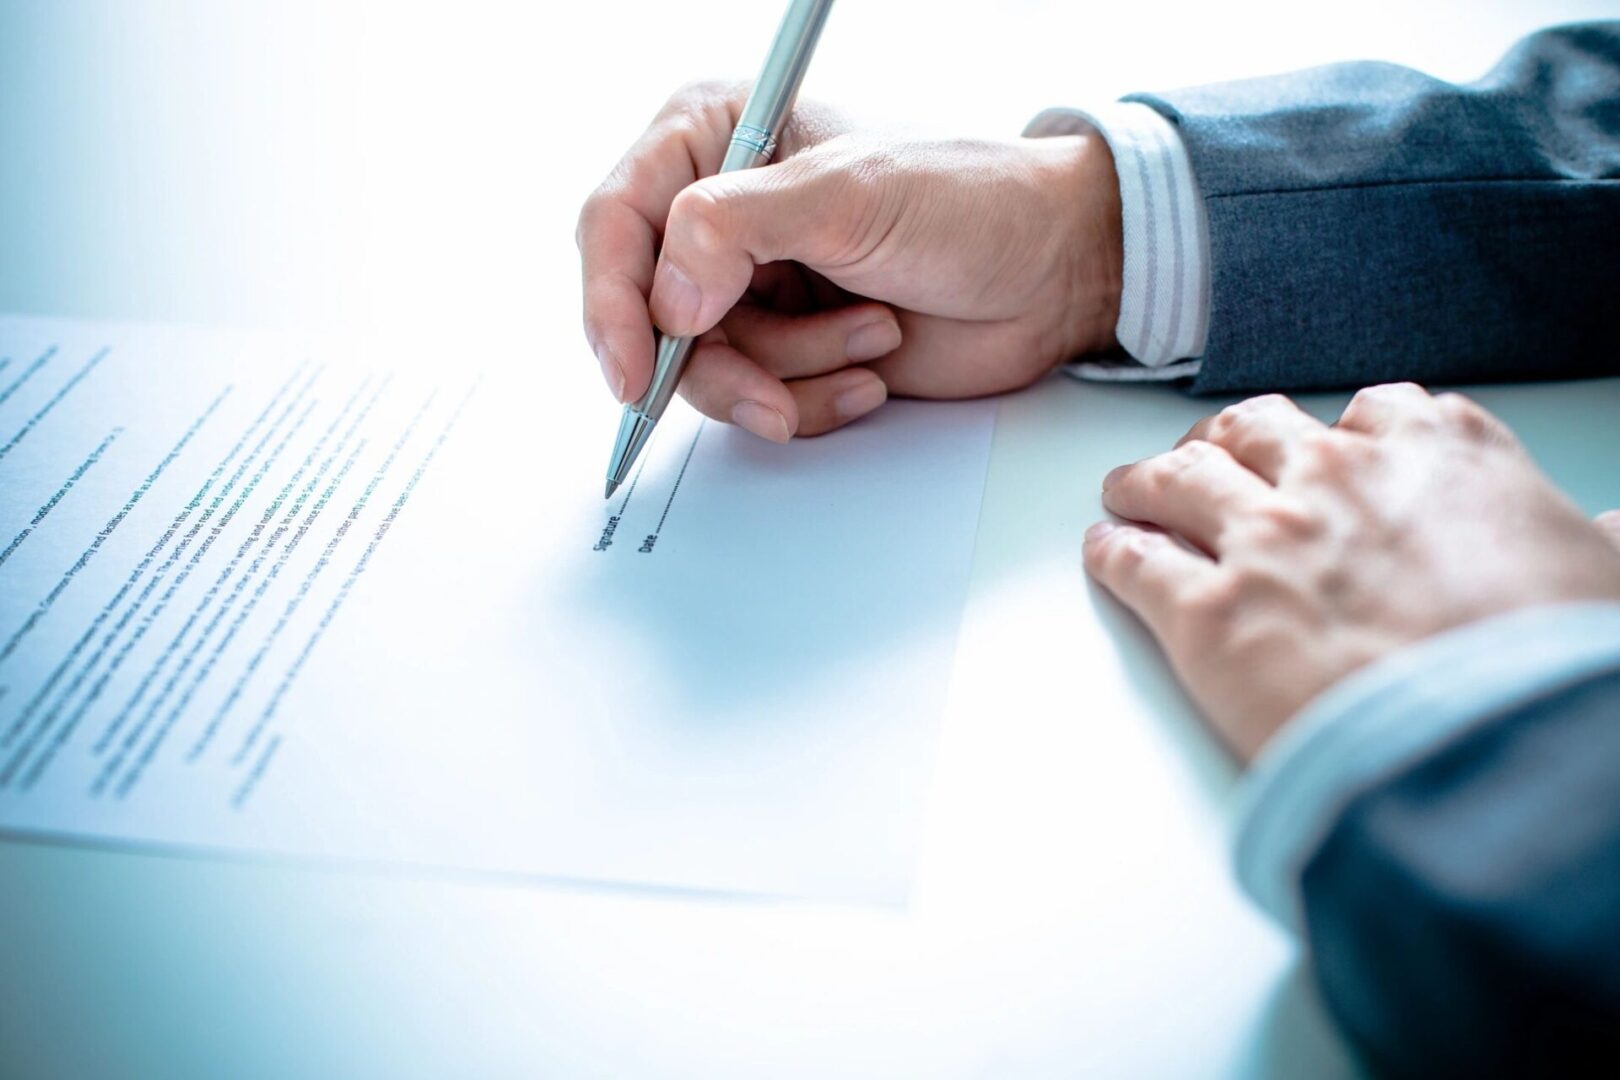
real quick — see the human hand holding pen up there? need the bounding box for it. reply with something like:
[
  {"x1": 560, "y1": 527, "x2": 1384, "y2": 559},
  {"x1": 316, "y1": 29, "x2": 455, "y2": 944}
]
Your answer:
[{"x1": 577, "y1": 81, "x2": 1125, "y2": 440}]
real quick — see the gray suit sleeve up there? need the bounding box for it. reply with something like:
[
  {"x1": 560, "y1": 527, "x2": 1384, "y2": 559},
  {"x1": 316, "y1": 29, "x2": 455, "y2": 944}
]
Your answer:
[
  {"x1": 1128, "y1": 22, "x2": 1620, "y2": 394},
  {"x1": 1299, "y1": 665, "x2": 1620, "y2": 1075}
]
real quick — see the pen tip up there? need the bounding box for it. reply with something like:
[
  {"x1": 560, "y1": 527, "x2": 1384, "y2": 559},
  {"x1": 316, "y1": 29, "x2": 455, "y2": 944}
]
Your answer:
[{"x1": 604, "y1": 479, "x2": 619, "y2": 500}]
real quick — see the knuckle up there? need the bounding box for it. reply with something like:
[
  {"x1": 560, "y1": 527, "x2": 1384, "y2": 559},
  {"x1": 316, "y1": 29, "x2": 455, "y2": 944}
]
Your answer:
[
  {"x1": 667, "y1": 183, "x2": 725, "y2": 240},
  {"x1": 1180, "y1": 574, "x2": 1246, "y2": 631},
  {"x1": 670, "y1": 78, "x2": 731, "y2": 108},
  {"x1": 1208, "y1": 396, "x2": 1272, "y2": 439},
  {"x1": 1247, "y1": 499, "x2": 1323, "y2": 546},
  {"x1": 1347, "y1": 381, "x2": 1429, "y2": 415},
  {"x1": 1205, "y1": 408, "x2": 1241, "y2": 440},
  {"x1": 1166, "y1": 438, "x2": 1226, "y2": 478},
  {"x1": 1207, "y1": 401, "x2": 1241, "y2": 428},
  {"x1": 1348, "y1": 382, "x2": 1395, "y2": 407},
  {"x1": 1101, "y1": 528, "x2": 1150, "y2": 573},
  {"x1": 1226, "y1": 393, "x2": 1290, "y2": 423},
  {"x1": 1134, "y1": 440, "x2": 1221, "y2": 496},
  {"x1": 661, "y1": 81, "x2": 753, "y2": 145},
  {"x1": 1434, "y1": 392, "x2": 1496, "y2": 439},
  {"x1": 1099, "y1": 527, "x2": 1177, "y2": 581},
  {"x1": 1293, "y1": 429, "x2": 1358, "y2": 473},
  {"x1": 1130, "y1": 458, "x2": 1175, "y2": 498},
  {"x1": 660, "y1": 109, "x2": 709, "y2": 147},
  {"x1": 1178, "y1": 417, "x2": 1213, "y2": 447},
  {"x1": 1343, "y1": 385, "x2": 1382, "y2": 415},
  {"x1": 1170, "y1": 438, "x2": 1220, "y2": 468}
]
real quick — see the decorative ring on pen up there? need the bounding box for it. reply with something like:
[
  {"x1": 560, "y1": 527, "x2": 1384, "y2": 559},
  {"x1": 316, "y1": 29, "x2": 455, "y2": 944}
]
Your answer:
[{"x1": 730, "y1": 124, "x2": 777, "y2": 159}]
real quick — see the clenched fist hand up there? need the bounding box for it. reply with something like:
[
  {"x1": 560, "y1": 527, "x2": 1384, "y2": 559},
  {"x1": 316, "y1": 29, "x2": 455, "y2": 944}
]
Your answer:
[{"x1": 1085, "y1": 383, "x2": 1620, "y2": 761}]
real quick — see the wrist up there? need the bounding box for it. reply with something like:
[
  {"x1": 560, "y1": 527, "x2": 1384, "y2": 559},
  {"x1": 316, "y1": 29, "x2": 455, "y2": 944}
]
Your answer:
[{"x1": 1031, "y1": 134, "x2": 1122, "y2": 360}]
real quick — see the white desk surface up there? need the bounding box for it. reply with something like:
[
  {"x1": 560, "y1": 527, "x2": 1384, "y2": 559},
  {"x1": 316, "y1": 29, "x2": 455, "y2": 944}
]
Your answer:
[{"x1": 2, "y1": 2, "x2": 1616, "y2": 1076}]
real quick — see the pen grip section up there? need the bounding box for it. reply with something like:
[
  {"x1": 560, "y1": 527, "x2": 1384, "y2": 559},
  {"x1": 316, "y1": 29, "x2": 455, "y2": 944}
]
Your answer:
[{"x1": 633, "y1": 332, "x2": 696, "y2": 417}]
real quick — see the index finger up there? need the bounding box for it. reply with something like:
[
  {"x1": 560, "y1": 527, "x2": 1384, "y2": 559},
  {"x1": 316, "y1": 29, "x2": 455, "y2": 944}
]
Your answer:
[
  {"x1": 578, "y1": 86, "x2": 745, "y2": 402},
  {"x1": 578, "y1": 196, "x2": 657, "y2": 402}
]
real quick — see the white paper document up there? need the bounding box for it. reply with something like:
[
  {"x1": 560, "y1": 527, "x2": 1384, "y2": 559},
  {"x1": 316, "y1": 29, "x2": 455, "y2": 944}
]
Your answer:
[{"x1": 0, "y1": 315, "x2": 994, "y2": 903}]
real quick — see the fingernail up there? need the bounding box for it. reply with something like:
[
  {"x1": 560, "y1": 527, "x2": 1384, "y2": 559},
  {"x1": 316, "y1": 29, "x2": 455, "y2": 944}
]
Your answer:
[
  {"x1": 651, "y1": 259, "x2": 703, "y2": 334},
  {"x1": 1102, "y1": 464, "x2": 1129, "y2": 492},
  {"x1": 595, "y1": 343, "x2": 626, "y2": 401},
  {"x1": 1084, "y1": 520, "x2": 1116, "y2": 544},
  {"x1": 833, "y1": 376, "x2": 887, "y2": 422},
  {"x1": 845, "y1": 318, "x2": 902, "y2": 362},
  {"x1": 732, "y1": 400, "x2": 792, "y2": 443}
]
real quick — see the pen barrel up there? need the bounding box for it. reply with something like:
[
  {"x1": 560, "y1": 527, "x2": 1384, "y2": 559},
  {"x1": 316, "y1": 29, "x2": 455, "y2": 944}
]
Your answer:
[
  {"x1": 622, "y1": 0, "x2": 834, "y2": 429},
  {"x1": 727, "y1": 0, "x2": 835, "y2": 171},
  {"x1": 631, "y1": 332, "x2": 697, "y2": 417}
]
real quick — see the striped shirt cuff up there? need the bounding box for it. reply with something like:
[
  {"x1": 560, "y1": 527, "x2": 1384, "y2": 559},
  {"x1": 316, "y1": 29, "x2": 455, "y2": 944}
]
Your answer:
[
  {"x1": 1025, "y1": 102, "x2": 1209, "y2": 378},
  {"x1": 1232, "y1": 602, "x2": 1620, "y2": 933}
]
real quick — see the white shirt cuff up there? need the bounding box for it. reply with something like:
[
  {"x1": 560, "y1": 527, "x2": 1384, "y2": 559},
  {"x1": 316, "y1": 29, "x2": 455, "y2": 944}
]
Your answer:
[
  {"x1": 1025, "y1": 102, "x2": 1210, "y2": 377},
  {"x1": 1232, "y1": 601, "x2": 1620, "y2": 933}
]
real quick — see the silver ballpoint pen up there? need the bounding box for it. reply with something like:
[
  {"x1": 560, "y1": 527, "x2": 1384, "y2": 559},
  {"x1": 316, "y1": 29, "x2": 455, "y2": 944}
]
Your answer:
[{"x1": 603, "y1": 0, "x2": 836, "y2": 499}]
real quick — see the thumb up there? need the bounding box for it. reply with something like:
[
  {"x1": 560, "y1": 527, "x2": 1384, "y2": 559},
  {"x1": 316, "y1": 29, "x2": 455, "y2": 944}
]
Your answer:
[
  {"x1": 1597, "y1": 509, "x2": 1620, "y2": 549},
  {"x1": 649, "y1": 158, "x2": 849, "y2": 337}
]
